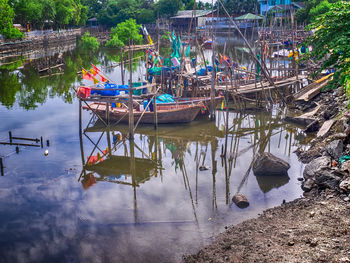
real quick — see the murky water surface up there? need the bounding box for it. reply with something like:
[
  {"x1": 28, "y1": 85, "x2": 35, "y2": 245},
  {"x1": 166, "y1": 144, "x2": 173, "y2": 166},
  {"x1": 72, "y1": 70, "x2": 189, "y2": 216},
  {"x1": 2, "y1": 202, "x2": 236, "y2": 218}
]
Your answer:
[{"x1": 0, "y1": 38, "x2": 306, "y2": 262}]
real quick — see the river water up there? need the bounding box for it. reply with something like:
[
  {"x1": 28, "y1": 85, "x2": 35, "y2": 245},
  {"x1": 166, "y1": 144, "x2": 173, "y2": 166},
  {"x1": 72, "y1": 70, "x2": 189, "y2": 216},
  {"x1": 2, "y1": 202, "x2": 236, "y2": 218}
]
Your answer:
[{"x1": 0, "y1": 39, "x2": 306, "y2": 262}]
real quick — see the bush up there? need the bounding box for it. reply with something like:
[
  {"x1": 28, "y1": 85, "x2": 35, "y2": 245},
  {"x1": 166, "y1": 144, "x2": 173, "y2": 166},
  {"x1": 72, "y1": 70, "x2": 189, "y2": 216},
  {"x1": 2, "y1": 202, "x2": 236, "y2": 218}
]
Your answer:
[
  {"x1": 81, "y1": 32, "x2": 100, "y2": 51},
  {"x1": 2, "y1": 26, "x2": 24, "y2": 40},
  {"x1": 106, "y1": 19, "x2": 143, "y2": 48}
]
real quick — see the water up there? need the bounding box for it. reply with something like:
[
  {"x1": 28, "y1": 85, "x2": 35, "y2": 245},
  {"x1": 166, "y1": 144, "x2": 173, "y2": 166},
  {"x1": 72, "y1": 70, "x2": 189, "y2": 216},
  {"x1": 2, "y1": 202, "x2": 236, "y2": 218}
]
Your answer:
[{"x1": 0, "y1": 41, "x2": 307, "y2": 263}]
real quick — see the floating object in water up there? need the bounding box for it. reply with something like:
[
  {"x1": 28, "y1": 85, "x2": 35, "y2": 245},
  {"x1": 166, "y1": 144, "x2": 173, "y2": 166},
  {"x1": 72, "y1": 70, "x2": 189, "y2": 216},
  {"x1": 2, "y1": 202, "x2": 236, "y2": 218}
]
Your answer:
[
  {"x1": 232, "y1": 194, "x2": 249, "y2": 208},
  {"x1": 199, "y1": 165, "x2": 210, "y2": 171},
  {"x1": 44, "y1": 149, "x2": 49, "y2": 156}
]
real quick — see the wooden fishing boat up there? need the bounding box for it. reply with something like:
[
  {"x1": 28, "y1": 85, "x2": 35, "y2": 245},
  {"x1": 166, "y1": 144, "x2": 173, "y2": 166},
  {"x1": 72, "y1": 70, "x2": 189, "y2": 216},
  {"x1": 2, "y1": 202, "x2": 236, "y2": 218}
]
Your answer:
[{"x1": 84, "y1": 102, "x2": 202, "y2": 124}]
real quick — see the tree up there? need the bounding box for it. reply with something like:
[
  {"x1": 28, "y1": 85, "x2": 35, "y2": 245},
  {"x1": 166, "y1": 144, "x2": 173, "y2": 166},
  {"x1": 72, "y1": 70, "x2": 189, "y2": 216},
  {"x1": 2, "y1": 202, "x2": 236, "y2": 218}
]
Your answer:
[
  {"x1": 136, "y1": 8, "x2": 155, "y2": 24},
  {"x1": 12, "y1": 0, "x2": 44, "y2": 27},
  {"x1": 305, "y1": 1, "x2": 350, "y2": 93},
  {"x1": 155, "y1": 0, "x2": 183, "y2": 17},
  {"x1": 0, "y1": 0, "x2": 23, "y2": 39},
  {"x1": 295, "y1": 0, "x2": 339, "y2": 23},
  {"x1": 81, "y1": 31, "x2": 100, "y2": 50},
  {"x1": 54, "y1": 0, "x2": 75, "y2": 27},
  {"x1": 106, "y1": 18, "x2": 143, "y2": 47},
  {"x1": 221, "y1": 0, "x2": 257, "y2": 15},
  {"x1": 82, "y1": 0, "x2": 108, "y2": 18},
  {"x1": 98, "y1": 0, "x2": 138, "y2": 26}
]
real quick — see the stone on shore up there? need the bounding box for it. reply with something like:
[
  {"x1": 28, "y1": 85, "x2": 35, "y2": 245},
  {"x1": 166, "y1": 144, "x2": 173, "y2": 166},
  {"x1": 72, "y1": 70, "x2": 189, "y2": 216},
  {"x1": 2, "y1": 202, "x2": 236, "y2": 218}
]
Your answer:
[
  {"x1": 303, "y1": 156, "x2": 331, "y2": 179},
  {"x1": 253, "y1": 153, "x2": 290, "y2": 176},
  {"x1": 232, "y1": 194, "x2": 249, "y2": 208},
  {"x1": 325, "y1": 139, "x2": 343, "y2": 159}
]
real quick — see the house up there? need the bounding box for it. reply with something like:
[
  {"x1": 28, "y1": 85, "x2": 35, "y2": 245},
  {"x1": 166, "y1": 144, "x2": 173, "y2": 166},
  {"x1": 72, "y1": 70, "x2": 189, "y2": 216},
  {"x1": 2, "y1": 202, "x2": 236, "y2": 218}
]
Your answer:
[
  {"x1": 171, "y1": 10, "x2": 213, "y2": 31},
  {"x1": 258, "y1": 0, "x2": 305, "y2": 15}
]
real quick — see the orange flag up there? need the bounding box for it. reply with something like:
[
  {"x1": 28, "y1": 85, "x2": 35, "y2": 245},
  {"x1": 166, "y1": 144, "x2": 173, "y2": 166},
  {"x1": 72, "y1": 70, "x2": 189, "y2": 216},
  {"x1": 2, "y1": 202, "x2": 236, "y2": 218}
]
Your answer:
[
  {"x1": 90, "y1": 68, "x2": 97, "y2": 76},
  {"x1": 91, "y1": 64, "x2": 101, "y2": 74},
  {"x1": 82, "y1": 69, "x2": 93, "y2": 81},
  {"x1": 99, "y1": 75, "x2": 107, "y2": 82}
]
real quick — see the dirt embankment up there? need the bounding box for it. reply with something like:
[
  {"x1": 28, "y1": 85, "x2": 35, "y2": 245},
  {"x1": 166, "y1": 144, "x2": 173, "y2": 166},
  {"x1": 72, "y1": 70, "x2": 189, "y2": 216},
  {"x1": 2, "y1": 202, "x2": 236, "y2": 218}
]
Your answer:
[{"x1": 184, "y1": 87, "x2": 350, "y2": 263}]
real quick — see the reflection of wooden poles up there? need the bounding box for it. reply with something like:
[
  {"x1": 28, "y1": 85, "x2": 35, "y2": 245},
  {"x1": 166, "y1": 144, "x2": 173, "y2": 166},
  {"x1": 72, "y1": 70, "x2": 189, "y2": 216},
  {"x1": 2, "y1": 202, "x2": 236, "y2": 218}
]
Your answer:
[
  {"x1": 130, "y1": 140, "x2": 138, "y2": 223},
  {"x1": 0, "y1": 158, "x2": 4, "y2": 176},
  {"x1": 79, "y1": 100, "x2": 86, "y2": 172}
]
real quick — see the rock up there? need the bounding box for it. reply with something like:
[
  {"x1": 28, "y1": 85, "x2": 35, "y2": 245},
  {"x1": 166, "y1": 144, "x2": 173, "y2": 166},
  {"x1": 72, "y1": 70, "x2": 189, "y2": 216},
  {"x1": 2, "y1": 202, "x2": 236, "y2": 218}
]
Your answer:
[
  {"x1": 303, "y1": 156, "x2": 331, "y2": 179},
  {"x1": 297, "y1": 177, "x2": 304, "y2": 181},
  {"x1": 325, "y1": 139, "x2": 343, "y2": 159},
  {"x1": 314, "y1": 168, "x2": 342, "y2": 190},
  {"x1": 304, "y1": 120, "x2": 320, "y2": 133},
  {"x1": 302, "y1": 179, "x2": 315, "y2": 192},
  {"x1": 287, "y1": 241, "x2": 295, "y2": 246},
  {"x1": 344, "y1": 197, "x2": 350, "y2": 202},
  {"x1": 253, "y1": 153, "x2": 290, "y2": 176},
  {"x1": 341, "y1": 161, "x2": 350, "y2": 174},
  {"x1": 339, "y1": 178, "x2": 350, "y2": 192},
  {"x1": 232, "y1": 194, "x2": 249, "y2": 209}
]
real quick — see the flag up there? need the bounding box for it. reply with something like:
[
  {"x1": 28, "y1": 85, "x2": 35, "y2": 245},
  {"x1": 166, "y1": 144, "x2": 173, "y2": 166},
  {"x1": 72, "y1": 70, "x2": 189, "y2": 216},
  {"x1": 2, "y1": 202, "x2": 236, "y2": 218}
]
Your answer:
[
  {"x1": 93, "y1": 76, "x2": 99, "y2": 84},
  {"x1": 91, "y1": 64, "x2": 100, "y2": 74},
  {"x1": 90, "y1": 68, "x2": 97, "y2": 76},
  {"x1": 99, "y1": 75, "x2": 107, "y2": 82},
  {"x1": 186, "y1": 45, "x2": 190, "y2": 57},
  {"x1": 148, "y1": 35, "x2": 153, "y2": 45},
  {"x1": 82, "y1": 69, "x2": 93, "y2": 81}
]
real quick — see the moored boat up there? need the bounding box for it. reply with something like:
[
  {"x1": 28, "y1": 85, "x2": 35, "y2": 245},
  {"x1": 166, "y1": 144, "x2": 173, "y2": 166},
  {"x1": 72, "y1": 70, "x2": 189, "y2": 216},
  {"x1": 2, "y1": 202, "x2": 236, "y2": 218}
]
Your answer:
[{"x1": 83, "y1": 102, "x2": 202, "y2": 124}]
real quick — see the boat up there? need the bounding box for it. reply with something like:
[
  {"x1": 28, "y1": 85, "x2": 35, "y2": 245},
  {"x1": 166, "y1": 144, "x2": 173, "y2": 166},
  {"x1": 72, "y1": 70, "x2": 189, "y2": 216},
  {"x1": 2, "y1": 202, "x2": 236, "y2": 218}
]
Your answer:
[{"x1": 83, "y1": 102, "x2": 202, "y2": 124}]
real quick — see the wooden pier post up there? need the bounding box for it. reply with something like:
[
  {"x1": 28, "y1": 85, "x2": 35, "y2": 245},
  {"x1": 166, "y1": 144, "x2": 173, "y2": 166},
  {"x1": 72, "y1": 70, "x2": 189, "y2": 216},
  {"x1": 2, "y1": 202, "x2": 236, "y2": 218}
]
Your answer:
[
  {"x1": 154, "y1": 87, "x2": 158, "y2": 130},
  {"x1": 128, "y1": 40, "x2": 135, "y2": 140},
  {"x1": 121, "y1": 47, "x2": 125, "y2": 85}
]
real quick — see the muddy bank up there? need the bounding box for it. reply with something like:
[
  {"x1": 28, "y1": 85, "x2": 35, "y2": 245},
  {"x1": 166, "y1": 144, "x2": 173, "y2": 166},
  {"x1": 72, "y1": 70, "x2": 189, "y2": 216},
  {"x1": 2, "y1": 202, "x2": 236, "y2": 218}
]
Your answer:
[
  {"x1": 184, "y1": 86, "x2": 350, "y2": 262},
  {"x1": 184, "y1": 193, "x2": 350, "y2": 263}
]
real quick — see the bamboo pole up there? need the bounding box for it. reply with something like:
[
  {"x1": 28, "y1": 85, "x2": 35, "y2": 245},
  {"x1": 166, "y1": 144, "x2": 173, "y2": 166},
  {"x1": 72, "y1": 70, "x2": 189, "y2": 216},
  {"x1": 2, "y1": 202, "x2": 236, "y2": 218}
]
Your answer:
[{"x1": 128, "y1": 40, "x2": 135, "y2": 140}]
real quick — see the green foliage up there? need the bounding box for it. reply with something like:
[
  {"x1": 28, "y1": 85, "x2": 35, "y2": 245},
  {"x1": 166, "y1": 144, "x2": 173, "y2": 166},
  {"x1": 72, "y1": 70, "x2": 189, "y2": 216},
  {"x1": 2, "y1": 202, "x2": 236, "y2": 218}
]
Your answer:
[
  {"x1": 82, "y1": 0, "x2": 108, "y2": 18},
  {"x1": 155, "y1": 0, "x2": 183, "y2": 17},
  {"x1": 309, "y1": 0, "x2": 331, "y2": 20},
  {"x1": 136, "y1": 8, "x2": 155, "y2": 24},
  {"x1": 0, "y1": 0, "x2": 15, "y2": 32},
  {"x1": 0, "y1": 0, "x2": 23, "y2": 39},
  {"x1": 161, "y1": 31, "x2": 171, "y2": 40},
  {"x1": 1, "y1": 26, "x2": 24, "y2": 39},
  {"x1": 98, "y1": 0, "x2": 138, "y2": 26},
  {"x1": 81, "y1": 31, "x2": 100, "y2": 51},
  {"x1": 106, "y1": 19, "x2": 143, "y2": 47},
  {"x1": 295, "y1": 0, "x2": 338, "y2": 23},
  {"x1": 220, "y1": 0, "x2": 257, "y2": 15},
  {"x1": 9, "y1": 0, "x2": 88, "y2": 29},
  {"x1": 305, "y1": 1, "x2": 350, "y2": 92}
]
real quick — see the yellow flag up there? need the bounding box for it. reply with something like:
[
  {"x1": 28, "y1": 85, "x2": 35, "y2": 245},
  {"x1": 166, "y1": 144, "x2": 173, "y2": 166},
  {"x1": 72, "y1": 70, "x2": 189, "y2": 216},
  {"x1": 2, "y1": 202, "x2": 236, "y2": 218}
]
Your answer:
[
  {"x1": 148, "y1": 35, "x2": 153, "y2": 45},
  {"x1": 82, "y1": 69, "x2": 87, "y2": 75},
  {"x1": 93, "y1": 76, "x2": 99, "y2": 84},
  {"x1": 90, "y1": 68, "x2": 96, "y2": 76}
]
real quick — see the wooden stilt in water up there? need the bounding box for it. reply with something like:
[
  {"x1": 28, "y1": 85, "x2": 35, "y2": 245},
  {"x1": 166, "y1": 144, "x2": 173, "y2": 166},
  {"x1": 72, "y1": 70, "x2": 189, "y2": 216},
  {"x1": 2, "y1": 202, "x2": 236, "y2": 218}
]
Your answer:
[
  {"x1": 121, "y1": 47, "x2": 124, "y2": 85},
  {"x1": 128, "y1": 40, "x2": 135, "y2": 140}
]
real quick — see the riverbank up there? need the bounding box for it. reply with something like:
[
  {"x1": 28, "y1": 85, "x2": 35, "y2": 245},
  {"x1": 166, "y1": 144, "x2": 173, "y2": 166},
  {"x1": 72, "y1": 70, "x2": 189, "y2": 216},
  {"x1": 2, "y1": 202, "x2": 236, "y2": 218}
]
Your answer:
[{"x1": 184, "y1": 86, "x2": 350, "y2": 262}]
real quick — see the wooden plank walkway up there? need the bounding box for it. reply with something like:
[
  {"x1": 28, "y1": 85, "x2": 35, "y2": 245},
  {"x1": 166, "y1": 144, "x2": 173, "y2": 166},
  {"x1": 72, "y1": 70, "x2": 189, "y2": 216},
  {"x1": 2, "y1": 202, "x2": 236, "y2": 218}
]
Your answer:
[{"x1": 203, "y1": 75, "x2": 307, "y2": 95}]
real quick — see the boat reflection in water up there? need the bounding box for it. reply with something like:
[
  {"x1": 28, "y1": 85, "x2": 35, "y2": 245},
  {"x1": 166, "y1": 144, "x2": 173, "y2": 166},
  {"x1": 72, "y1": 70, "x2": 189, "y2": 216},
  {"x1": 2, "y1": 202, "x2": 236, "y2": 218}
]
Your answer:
[{"x1": 77, "y1": 106, "x2": 308, "y2": 262}]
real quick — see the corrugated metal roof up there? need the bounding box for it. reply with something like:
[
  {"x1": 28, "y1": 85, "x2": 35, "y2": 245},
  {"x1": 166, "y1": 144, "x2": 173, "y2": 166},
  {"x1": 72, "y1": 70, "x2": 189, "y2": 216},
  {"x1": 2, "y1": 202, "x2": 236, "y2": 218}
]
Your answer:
[
  {"x1": 171, "y1": 10, "x2": 213, "y2": 19},
  {"x1": 234, "y1": 13, "x2": 263, "y2": 20}
]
